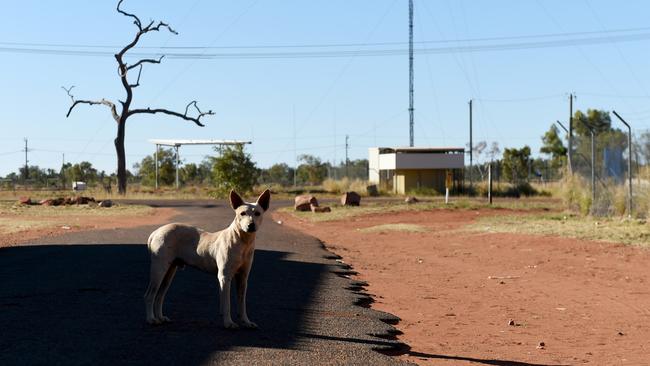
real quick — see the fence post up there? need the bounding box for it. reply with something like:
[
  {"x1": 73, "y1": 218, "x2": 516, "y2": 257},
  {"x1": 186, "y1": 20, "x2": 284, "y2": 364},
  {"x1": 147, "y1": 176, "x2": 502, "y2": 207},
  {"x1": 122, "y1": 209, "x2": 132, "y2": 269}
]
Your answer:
[
  {"x1": 612, "y1": 111, "x2": 633, "y2": 217},
  {"x1": 488, "y1": 163, "x2": 493, "y2": 205}
]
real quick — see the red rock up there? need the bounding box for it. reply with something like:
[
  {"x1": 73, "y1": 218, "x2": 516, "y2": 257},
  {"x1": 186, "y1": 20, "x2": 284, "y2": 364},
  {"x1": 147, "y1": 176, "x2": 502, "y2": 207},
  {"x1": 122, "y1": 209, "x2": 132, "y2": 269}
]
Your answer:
[
  {"x1": 295, "y1": 195, "x2": 318, "y2": 211},
  {"x1": 405, "y1": 196, "x2": 419, "y2": 204},
  {"x1": 19, "y1": 197, "x2": 32, "y2": 205},
  {"x1": 311, "y1": 205, "x2": 331, "y2": 213},
  {"x1": 341, "y1": 191, "x2": 361, "y2": 206}
]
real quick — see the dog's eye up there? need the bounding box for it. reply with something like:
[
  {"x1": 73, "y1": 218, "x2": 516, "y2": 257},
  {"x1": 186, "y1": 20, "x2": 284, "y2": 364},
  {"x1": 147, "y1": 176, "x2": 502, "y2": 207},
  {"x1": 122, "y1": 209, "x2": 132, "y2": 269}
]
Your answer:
[
  {"x1": 240, "y1": 211, "x2": 247, "y2": 216},
  {"x1": 254, "y1": 211, "x2": 261, "y2": 217}
]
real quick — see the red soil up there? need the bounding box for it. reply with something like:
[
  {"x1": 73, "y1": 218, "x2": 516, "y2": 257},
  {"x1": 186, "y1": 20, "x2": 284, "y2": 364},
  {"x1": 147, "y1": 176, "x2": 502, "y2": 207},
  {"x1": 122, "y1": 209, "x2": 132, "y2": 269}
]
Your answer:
[{"x1": 278, "y1": 208, "x2": 650, "y2": 365}]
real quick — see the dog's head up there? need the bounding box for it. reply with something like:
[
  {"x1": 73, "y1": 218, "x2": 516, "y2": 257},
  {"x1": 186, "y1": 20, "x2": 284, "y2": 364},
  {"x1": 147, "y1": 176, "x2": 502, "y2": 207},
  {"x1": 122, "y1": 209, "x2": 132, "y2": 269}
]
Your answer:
[{"x1": 229, "y1": 189, "x2": 271, "y2": 234}]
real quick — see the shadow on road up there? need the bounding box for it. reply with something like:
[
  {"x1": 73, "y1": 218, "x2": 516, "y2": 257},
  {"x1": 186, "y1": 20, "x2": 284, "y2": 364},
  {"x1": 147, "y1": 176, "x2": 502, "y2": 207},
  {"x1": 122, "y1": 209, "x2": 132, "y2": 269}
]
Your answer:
[{"x1": 0, "y1": 244, "x2": 325, "y2": 365}]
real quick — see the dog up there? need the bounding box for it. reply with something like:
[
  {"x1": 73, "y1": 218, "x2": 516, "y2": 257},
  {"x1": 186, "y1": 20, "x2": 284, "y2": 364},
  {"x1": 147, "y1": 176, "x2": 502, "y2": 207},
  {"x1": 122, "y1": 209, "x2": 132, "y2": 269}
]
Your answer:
[{"x1": 144, "y1": 189, "x2": 270, "y2": 329}]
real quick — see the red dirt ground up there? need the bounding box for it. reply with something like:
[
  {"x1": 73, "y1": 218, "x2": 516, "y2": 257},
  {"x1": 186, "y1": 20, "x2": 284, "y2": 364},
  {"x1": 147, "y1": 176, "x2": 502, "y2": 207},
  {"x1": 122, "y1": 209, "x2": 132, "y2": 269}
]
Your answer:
[
  {"x1": 0, "y1": 207, "x2": 177, "y2": 248},
  {"x1": 278, "y1": 208, "x2": 650, "y2": 365}
]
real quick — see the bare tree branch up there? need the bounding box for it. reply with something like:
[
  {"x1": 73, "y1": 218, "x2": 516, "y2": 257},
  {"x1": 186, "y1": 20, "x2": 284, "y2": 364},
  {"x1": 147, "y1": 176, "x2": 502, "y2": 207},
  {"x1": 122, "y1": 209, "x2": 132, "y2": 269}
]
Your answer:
[
  {"x1": 66, "y1": 98, "x2": 120, "y2": 122},
  {"x1": 62, "y1": 85, "x2": 75, "y2": 102},
  {"x1": 117, "y1": 0, "x2": 142, "y2": 30},
  {"x1": 127, "y1": 55, "x2": 164, "y2": 71},
  {"x1": 129, "y1": 65, "x2": 143, "y2": 88},
  {"x1": 129, "y1": 101, "x2": 214, "y2": 127}
]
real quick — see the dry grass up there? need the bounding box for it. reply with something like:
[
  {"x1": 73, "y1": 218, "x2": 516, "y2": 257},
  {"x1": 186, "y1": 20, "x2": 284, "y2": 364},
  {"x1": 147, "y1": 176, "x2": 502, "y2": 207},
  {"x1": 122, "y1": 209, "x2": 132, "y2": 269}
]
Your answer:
[
  {"x1": 358, "y1": 223, "x2": 428, "y2": 233},
  {"x1": 0, "y1": 201, "x2": 155, "y2": 235},
  {"x1": 279, "y1": 197, "x2": 560, "y2": 223},
  {"x1": 468, "y1": 213, "x2": 650, "y2": 247}
]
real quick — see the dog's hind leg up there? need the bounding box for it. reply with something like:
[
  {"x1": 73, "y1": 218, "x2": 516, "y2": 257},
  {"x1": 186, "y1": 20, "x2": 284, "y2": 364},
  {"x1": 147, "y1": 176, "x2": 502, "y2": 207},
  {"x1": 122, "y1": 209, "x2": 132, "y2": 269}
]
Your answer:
[
  {"x1": 144, "y1": 259, "x2": 170, "y2": 325},
  {"x1": 154, "y1": 264, "x2": 177, "y2": 323}
]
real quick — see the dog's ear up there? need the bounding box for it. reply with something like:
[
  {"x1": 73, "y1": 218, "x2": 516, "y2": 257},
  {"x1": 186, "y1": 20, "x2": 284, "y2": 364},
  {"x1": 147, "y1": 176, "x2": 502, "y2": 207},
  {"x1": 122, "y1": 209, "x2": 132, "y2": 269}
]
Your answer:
[
  {"x1": 229, "y1": 190, "x2": 245, "y2": 210},
  {"x1": 256, "y1": 189, "x2": 271, "y2": 211}
]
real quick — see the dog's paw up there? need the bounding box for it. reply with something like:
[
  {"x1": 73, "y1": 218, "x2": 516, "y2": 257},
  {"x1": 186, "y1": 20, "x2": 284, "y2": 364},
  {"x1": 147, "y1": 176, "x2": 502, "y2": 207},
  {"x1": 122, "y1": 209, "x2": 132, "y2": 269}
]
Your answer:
[
  {"x1": 146, "y1": 317, "x2": 162, "y2": 326},
  {"x1": 160, "y1": 316, "x2": 172, "y2": 323},
  {"x1": 240, "y1": 320, "x2": 258, "y2": 329},
  {"x1": 223, "y1": 320, "x2": 240, "y2": 330}
]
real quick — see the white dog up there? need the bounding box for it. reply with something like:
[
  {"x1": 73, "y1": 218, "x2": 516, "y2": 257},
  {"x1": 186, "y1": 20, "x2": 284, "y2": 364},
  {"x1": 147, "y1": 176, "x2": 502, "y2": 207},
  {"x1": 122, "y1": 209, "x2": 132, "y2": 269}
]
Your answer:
[{"x1": 144, "y1": 189, "x2": 270, "y2": 329}]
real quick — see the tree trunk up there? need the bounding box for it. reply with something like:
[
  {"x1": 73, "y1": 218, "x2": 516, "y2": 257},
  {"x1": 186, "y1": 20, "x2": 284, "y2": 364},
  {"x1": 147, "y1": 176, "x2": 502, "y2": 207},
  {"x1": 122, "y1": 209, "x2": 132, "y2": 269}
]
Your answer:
[{"x1": 115, "y1": 120, "x2": 127, "y2": 194}]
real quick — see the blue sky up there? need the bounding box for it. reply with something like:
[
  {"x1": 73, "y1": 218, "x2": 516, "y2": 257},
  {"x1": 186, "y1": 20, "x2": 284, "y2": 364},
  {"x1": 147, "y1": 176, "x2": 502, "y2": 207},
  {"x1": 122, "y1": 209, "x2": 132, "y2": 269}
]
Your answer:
[{"x1": 1, "y1": 0, "x2": 649, "y2": 176}]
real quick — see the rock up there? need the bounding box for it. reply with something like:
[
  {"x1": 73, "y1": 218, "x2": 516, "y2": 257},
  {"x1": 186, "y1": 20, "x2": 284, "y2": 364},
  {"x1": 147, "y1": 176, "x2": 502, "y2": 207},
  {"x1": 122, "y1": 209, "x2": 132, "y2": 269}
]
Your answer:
[
  {"x1": 536, "y1": 341, "x2": 545, "y2": 349},
  {"x1": 366, "y1": 184, "x2": 379, "y2": 197},
  {"x1": 39, "y1": 199, "x2": 53, "y2": 206},
  {"x1": 74, "y1": 196, "x2": 96, "y2": 205},
  {"x1": 405, "y1": 196, "x2": 419, "y2": 204},
  {"x1": 508, "y1": 319, "x2": 515, "y2": 326},
  {"x1": 295, "y1": 195, "x2": 318, "y2": 211},
  {"x1": 64, "y1": 197, "x2": 75, "y2": 205},
  {"x1": 19, "y1": 197, "x2": 32, "y2": 205},
  {"x1": 98, "y1": 200, "x2": 113, "y2": 208},
  {"x1": 311, "y1": 205, "x2": 331, "y2": 213},
  {"x1": 51, "y1": 197, "x2": 65, "y2": 206},
  {"x1": 341, "y1": 191, "x2": 361, "y2": 206}
]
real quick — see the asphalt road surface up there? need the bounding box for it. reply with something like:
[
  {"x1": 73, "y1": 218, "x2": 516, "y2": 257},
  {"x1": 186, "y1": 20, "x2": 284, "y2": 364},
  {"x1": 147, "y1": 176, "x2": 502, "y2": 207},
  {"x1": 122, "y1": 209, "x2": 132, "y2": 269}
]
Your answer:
[{"x1": 0, "y1": 200, "x2": 409, "y2": 365}]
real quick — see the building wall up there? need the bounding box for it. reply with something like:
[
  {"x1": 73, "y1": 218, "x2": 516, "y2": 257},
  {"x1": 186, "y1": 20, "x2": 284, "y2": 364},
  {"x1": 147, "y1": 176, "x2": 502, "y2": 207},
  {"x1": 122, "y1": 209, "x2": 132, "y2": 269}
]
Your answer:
[{"x1": 394, "y1": 169, "x2": 448, "y2": 194}]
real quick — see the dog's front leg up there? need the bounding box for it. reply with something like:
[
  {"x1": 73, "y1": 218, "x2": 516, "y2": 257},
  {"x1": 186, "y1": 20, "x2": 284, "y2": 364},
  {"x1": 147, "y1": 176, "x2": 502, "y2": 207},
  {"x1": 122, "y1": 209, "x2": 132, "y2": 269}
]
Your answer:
[
  {"x1": 235, "y1": 270, "x2": 257, "y2": 329},
  {"x1": 217, "y1": 272, "x2": 238, "y2": 329}
]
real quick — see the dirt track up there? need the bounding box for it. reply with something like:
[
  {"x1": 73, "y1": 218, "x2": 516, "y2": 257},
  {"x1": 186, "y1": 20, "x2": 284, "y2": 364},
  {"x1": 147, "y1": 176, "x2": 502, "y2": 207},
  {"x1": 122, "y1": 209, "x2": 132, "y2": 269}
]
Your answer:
[{"x1": 280, "y1": 208, "x2": 650, "y2": 365}]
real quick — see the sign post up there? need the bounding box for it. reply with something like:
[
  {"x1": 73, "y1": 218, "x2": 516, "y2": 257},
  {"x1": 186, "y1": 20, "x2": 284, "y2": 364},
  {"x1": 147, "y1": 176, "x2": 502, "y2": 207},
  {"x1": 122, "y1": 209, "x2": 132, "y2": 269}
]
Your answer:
[{"x1": 445, "y1": 170, "x2": 453, "y2": 204}]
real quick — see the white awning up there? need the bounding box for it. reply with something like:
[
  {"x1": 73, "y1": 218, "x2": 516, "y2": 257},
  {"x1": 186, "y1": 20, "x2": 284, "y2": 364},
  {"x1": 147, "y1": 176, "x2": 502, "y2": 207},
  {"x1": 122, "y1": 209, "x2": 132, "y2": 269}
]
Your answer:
[{"x1": 149, "y1": 139, "x2": 251, "y2": 146}]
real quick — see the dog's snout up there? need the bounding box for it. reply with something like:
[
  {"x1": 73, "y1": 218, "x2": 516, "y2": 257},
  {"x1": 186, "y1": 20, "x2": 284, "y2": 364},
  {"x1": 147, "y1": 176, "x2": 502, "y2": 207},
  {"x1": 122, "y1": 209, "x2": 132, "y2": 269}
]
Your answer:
[{"x1": 246, "y1": 223, "x2": 256, "y2": 232}]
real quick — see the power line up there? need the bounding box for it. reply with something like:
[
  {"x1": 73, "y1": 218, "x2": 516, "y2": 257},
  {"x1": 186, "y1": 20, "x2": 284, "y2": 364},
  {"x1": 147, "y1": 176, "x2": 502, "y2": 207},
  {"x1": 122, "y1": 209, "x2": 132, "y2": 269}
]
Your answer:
[
  {"x1": 2, "y1": 31, "x2": 650, "y2": 59},
  {"x1": 3, "y1": 26, "x2": 650, "y2": 50}
]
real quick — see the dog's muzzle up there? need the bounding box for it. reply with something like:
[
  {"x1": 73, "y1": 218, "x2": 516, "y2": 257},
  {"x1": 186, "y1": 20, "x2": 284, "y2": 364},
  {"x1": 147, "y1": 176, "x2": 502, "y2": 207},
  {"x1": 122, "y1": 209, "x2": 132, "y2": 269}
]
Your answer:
[{"x1": 246, "y1": 223, "x2": 256, "y2": 233}]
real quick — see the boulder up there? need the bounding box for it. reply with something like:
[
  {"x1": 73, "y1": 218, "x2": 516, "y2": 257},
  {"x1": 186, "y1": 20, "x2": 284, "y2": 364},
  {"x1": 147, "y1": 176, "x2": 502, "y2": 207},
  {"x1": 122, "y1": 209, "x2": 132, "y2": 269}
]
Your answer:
[
  {"x1": 74, "y1": 196, "x2": 96, "y2": 205},
  {"x1": 295, "y1": 195, "x2": 318, "y2": 211},
  {"x1": 39, "y1": 199, "x2": 53, "y2": 206},
  {"x1": 98, "y1": 200, "x2": 113, "y2": 208},
  {"x1": 405, "y1": 196, "x2": 419, "y2": 204},
  {"x1": 340, "y1": 191, "x2": 361, "y2": 206},
  {"x1": 51, "y1": 197, "x2": 65, "y2": 206},
  {"x1": 19, "y1": 197, "x2": 32, "y2": 205},
  {"x1": 311, "y1": 205, "x2": 331, "y2": 213},
  {"x1": 366, "y1": 184, "x2": 379, "y2": 197}
]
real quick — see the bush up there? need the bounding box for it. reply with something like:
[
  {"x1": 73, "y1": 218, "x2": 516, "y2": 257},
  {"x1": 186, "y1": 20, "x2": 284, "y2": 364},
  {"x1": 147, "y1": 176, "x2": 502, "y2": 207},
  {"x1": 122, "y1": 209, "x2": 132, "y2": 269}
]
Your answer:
[{"x1": 322, "y1": 178, "x2": 369, "y2": 196}]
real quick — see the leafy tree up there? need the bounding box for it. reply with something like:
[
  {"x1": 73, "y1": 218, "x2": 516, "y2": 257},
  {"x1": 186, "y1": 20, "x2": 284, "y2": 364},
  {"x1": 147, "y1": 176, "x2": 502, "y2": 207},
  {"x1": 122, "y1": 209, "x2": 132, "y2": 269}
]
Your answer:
[
  {"x1": 296, "y1": 154, "x2": 328, "y2": 185},
  {"x1": 209, "y1": 145, "x2": 258, "y2": 197},
  {"x1": 133, "y1": 148, "x2": 177, "y2": 186},
  {"x1": 572, "y1": 109, "x2": 627, "y2": 176},
  {"x1": 62, "y1": 161, "x2": 98, "y2": 184},
  {"x1": 540, "y1": 125, "x2": 567, "y2": 160},
  {"x1": 502, "y1": 146, "x2": 531, "y2": 183},
  {"x1": 261, "y1": 163, "x2": 294, "y2": 186}
]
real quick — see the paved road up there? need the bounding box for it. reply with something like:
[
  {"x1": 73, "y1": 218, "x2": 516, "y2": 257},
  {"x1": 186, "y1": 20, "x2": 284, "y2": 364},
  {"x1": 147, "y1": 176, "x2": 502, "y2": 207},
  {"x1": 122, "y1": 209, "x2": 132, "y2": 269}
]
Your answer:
[{"x1": 0, "y1": 200, "x2": 408, "y2": 365}]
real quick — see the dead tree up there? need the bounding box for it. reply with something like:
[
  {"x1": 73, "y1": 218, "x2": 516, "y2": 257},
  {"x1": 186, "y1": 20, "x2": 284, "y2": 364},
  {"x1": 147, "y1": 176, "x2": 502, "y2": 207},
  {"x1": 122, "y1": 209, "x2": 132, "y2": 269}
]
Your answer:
[{"x1": 64, "y1": 0, "x2": 213, "y2": 194}]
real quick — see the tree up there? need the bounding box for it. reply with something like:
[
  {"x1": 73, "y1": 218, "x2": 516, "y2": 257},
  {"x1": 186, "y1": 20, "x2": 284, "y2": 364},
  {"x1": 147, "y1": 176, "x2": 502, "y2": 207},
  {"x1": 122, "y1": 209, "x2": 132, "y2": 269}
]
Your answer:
[
  {"x1": 572, "y1": 109, "x2": 627, "y2": 176},
  {"x1": 296, "y1": 154, "x2": 328, "y2": 185},
  {"x1": 261, "y1": 163, "x2": 294, "y2": 186},
  {"x1": 502, "y1": 146, "x2": 531, "y2": 183},
  {"x1": 540, "y1": 125, "x2": 567, "y2": 160},
  {"x1": 64, "y1": 0, "x2": 213, "y2": 194},
  {"x1": 63, "y1": 161, "x2": 99, "y2": 184},
  {"x1": 133, "y1": 148, "x2": 177, "y2": 186},
  {"x1": 209, "y1": 145, "x2": 258, "y2": 197}
]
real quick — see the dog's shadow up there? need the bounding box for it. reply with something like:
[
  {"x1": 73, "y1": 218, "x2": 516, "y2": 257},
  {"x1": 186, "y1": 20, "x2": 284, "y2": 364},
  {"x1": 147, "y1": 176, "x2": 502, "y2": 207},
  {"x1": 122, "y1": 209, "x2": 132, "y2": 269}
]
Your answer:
[{"x1": 0, "y1": 244, "x2": 325, "y2": 365}]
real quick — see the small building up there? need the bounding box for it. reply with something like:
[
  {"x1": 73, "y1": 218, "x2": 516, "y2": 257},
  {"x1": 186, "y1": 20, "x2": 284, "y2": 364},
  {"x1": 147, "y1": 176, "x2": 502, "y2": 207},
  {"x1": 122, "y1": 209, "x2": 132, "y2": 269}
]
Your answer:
[{"x1": 368, "y1": 147, "x2": 465, "y2": 194}]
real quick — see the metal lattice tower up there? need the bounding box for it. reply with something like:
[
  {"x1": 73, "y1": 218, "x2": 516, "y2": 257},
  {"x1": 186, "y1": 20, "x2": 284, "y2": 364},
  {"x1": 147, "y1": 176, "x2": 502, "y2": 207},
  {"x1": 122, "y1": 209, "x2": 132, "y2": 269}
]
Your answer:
[{"x1": 408, "y1": 0, "x2": 414, "y2": 147}]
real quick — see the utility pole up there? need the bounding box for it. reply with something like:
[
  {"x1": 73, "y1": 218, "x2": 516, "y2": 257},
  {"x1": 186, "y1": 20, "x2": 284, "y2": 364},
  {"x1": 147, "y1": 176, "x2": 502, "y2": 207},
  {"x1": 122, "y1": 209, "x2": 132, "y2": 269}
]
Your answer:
[
  {"x1": 23, "y1": 138, "x2": 29, "y2": 181},
  {"x1": 293, "y1": 105, "x2": 297, "y2": 186},
  {"x1": 568, "y1": 93, "x2": 575, "y2": 174},
  {"x1": 345, "y1": 134, "x2": 349, "y2": 178},
  {"x1": 408, "y1": 0, "x2": 414, "y2": 147},
  {"x1": 469, "y1": 99, "x2": 473, "y2": 188}
]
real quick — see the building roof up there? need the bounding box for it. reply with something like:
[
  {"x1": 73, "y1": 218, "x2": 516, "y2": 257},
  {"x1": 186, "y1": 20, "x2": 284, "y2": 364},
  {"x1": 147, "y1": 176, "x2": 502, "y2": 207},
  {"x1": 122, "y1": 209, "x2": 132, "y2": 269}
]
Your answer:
[
  {"x1": 377, "y1": 147, "x2": 464, "y2": 154},
  {"x1": 149, "y1": 139, "x2": 251, "y2": 147}
]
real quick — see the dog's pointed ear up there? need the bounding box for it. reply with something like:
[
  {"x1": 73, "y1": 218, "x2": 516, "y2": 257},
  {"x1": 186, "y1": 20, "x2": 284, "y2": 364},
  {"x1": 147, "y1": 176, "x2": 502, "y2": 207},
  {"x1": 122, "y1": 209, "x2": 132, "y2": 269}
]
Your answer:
[
  {"x1": 229, "y1": 190, "x2": 245, "y2": 210},
  {"x1": 256, "y1": 189, "x2": 271, "y2": 211}
]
